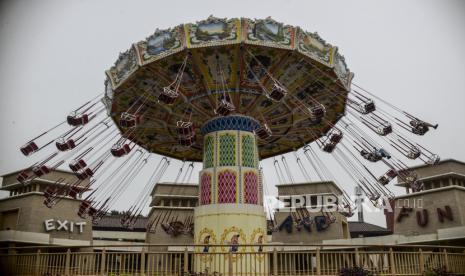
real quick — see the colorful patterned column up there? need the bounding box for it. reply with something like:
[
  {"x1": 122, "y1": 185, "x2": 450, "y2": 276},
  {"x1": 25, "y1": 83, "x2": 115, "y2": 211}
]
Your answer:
[{"x1": 194, "y1": 115, "x2": 267, "y2": 274}]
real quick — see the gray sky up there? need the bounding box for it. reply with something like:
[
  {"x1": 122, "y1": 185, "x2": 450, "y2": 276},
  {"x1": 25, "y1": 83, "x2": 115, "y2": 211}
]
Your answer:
[{"x1": 1, "y1": 0, "x2": 465, "y2": 227}]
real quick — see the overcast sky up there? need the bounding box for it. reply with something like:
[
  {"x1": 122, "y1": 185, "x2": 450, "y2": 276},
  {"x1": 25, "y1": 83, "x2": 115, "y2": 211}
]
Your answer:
[{"x1": 1, "y1": 0, "x2": 464, "y2": 227}]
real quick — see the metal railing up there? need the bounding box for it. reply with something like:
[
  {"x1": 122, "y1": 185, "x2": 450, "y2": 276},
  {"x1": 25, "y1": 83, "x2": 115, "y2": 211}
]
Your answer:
[{"x1": 1, "y1": 244, "x2": 465, "y2": 275}]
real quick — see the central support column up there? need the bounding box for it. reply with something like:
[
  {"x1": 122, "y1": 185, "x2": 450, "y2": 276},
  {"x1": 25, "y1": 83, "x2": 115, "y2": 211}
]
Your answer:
[{"x1": 194, "y1": 115, "x2": 267, "y2": 275}]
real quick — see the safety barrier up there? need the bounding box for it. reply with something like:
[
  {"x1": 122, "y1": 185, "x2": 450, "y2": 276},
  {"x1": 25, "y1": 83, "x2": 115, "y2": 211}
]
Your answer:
[{"x1": 1, "y1": 244, "x2": 464, "y2": 275}]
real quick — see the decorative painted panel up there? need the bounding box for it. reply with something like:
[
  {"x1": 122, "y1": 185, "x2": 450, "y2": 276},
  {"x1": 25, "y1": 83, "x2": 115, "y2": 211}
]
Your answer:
[
  {"x1": 200, "y1": 173, "x2": 212, "y2": 205},
  {"x1": 241, "y1": 134, "x2": 255, "y2": 168},
  {"x1": 185, "y1": 16, "x2": 240, "y2": 48},
  {"x1": 244, "y1": 171, "x2": 258, "y2": 204},
  {"x1": 243, "y1": 17, "x2": 295, "y2": 49},
  {"x1": 219, "y1": 133, "x2": 236, "y2": 166},
  {"x1": 135, "y1": 26, "x2": 184, "y2": 65},
  {"x1": 296, "y1": 28, "x2": 334, "y2": 66},
  {"x1": 204, "y1": 135, "x2": 215, "y2": 168},
  {"x1": 218, "y1": 170, "x2": 237, "y2": 203},
  {"x1": 106, "y1": 47, "x2": 139, "y2": 88}
]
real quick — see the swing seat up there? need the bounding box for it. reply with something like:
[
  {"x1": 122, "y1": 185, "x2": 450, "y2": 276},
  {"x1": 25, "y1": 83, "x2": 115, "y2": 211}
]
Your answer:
[
  {"x1": 309, "y1": 105, "x2": 326, "y2": 121},
  {"x1": 158, "y1": 86, "x2": 179, "y2": 105},
  {"x1": 77, "y1": 208, "x2": 86, "y2": 218},
  {"x1": 111, "y1": 143, "x2": 132, "y2": 157},
  {"x1": 17, "y1": 171, "x2": 30, "y2": 184},
  {"x1": 407, "y1": 149, "x2": 421, "y2": 159},
  {"x1": 411, "y1": 125, "x2": 428, "y2": 135},
  {"x1": 215, "y1": 99, "x2": 235, "y2": 116},
  {"x1": 67, "y1": 113, "x2": 89, "y2": 126},
  {"x1": 76, "y1": 168, "x2": 94, "y2": 180},
  {"x1": 69, "y1": 159, "x2": 87, "y2": 172},
  {"x1": 32, "y1": 165, "x2": 51, "y2": 177},
  {"x1": 378, "y1": 176, "x2": 389, "y2": 185},
  {"x1": 426, "y1": 154, "x2": 440, "y2": 165},
  {"x1": 329, "y1": 132, "x2": 343, "y2": 144},
  {"x1": 378, "y1": 169, "x2": 397, "y2": 185},
  {"x1": 176, "y1": 121, "x2": 194, "y2": 136},
  {"x1": 369, "y1": 194, "x2": 380, "y2": 201},
  {"x1": 20, "y1": 141, "x2": 39, "y2": 156},
  {"x1": 268, "y1": 83, "x2": 288, "y2": 102},
  {"x1": 56, "y1": 138, "x2": 76, "y2": 151},
  {"x1": 256, "y1": 124, "x2": 272, "y2": 140},
  {"x1": 386, "y1": 169, "x2": 398, "y2": 178},
  {"x1": 359, "y1": 100, "x2": 376, "y2": 114},
  {"x1": 321, "y1": 142, "x2": 336, "y2": 153},
  {"x1": 88, "y1": 207, "x2": 97, "y2": 217},
  {"x1": 376, "y1": 124, "x2": 392, "y2": 136},
  {"x1": 79, "y1": 200, "x2": 91, "y2": 210},
  {"x1": 43, "y1": 198, "x2": 56, "y2": 208},
  {"x1": 68, "y1": 187, "x2": 80, "y2": 199},
  {"x1": 120, "y1": 112, "x2": 140, "y2": 128},
  {"x1": 44, "y1": 186, "x2": 57, "y2": 198},
  {"x1": 78, "y1": 201, "x2": 91, "y2": 218},
  {"x1": 179, "y1": 134, "x2": 195, "y2": 146}
]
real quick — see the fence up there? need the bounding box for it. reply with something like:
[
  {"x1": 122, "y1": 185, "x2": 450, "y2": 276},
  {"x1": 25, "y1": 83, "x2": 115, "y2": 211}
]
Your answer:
[{"x1": 1, "y1": 244, "x2": 465, "y2": 275}]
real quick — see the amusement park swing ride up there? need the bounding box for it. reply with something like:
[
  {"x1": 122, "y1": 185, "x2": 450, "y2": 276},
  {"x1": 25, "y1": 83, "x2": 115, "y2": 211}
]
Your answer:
[{"x1": 16, "y1": 17, "x2": 439, "y2": 238}]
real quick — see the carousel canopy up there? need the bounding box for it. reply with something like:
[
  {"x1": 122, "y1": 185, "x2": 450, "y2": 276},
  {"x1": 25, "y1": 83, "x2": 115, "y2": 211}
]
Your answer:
[{"x1": 104, "y1": 16, "x2": 353, "y2": 161}]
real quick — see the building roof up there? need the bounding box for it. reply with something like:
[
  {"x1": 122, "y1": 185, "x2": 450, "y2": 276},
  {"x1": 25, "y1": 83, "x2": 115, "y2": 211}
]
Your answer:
[
  {"x1": 348, "y1": 221, "x2": 391, "y2": 234},
  {"x1": 92, "y1": 214, "x2": 148, "y2": 232},
  {"x1": 396, "y1": 158, "x2": 465, "y2": 187},
  {"x1": 0, "y1": 167, "x2": 75, "y2": 178},
  {"x1": 276, "y1": 181, "x2": 343, "y2": 196},
  {"x1": 399, "y1": 159, "x2": 465, "y2": 172}
]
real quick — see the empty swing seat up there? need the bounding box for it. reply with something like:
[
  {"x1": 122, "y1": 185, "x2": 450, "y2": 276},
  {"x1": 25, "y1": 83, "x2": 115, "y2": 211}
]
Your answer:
[
  {"x1": 407, "y1": 149, "x2": 421, "y2": 159},
  {"x1": 321, "y1": 142, "x2": 336, "y2": 153},
  {"x1": 56, "y1": 138, "x2": 76, "y2": 151},
  {"x1": 44, "y1": 186, "x2": 57, "y2": 198},
  {"x1": 20, "y1": 141, "x2": 39, "y2": 156},
  {"x1": 88, "y1": 207, "x2": 97, "y2": 217},
  {"x1": 359, "y1": 100, "x2": 376, "y2": 114},
  {"x1": 179, "y1": 134, "x2": 195, "y2": 146},
  {"x1": 376, "y1": 124, "x2": 392, "y2": 136},
  {"x1": 111, "y1": 143, "x2": 132, "y2": 157},
  {"x1": 369, "y1": 193, "x2": 380, "y2": 201},
  {"x1": 69, "y1": 159, "x2": 87, "y2": 172},
  {"x1": 77, "y1": 208, "x2": 86, "y2": 218},
  {"x1": 427, "y1": 154, "x2": 440, "y2": 165},
  {"x1": 378, "y1": 169, "x2": 398, "y2": 185},
  {"x1": 411, "y1": 125, "x2": 428, "y2": 135},
  {"x1": 68, "y1": 186, "x2": 80, "y2": 199},
  {"x1": 216, "y1": 99, "x2": 235, "y2": 116},
  {"x1": 158, "y1": 86, "x2": 179, "y2": 105},
  {"x1": 78, "y1": 201, "x2": 91, "y2": 218},
  {"x1": 310, "y1": 105, "x2": 326, "y2": 121},
  {"x1": 17, "y1": 171, "x2": 30, "y2": 184},
  {"x1": 32, "y1": 165, "x2": 51, "y2": 177},
  {"x1": 268, "y1": 83, "x2": 288, "y2": 102},
  {"x1": 76, "y1": 168, "x2": 94, "y2": 180},
  {"x1": 120, "y1": 113, "x2": 140, "y2": 128},
  {"x1": 329, "y1": 132, "x2": 343, "y2": 144},
  {"x1": 256, "y1": 124, "x2": 272, "y2": 140},
  {"x1": 67, "y1": 113, "x2": 89, "y2": 126},
  {"x1": 176, "y1": 121, "x2": 194, "y2": 136},
  {"x1": 43, "y1": 198, "x2": 56, "y2": 208}
]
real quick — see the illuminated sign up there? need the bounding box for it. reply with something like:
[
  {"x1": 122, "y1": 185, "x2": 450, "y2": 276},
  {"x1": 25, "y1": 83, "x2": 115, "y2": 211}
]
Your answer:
[{"x1": 44, "y1": 219, "x2": 86, "y2": 233}]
